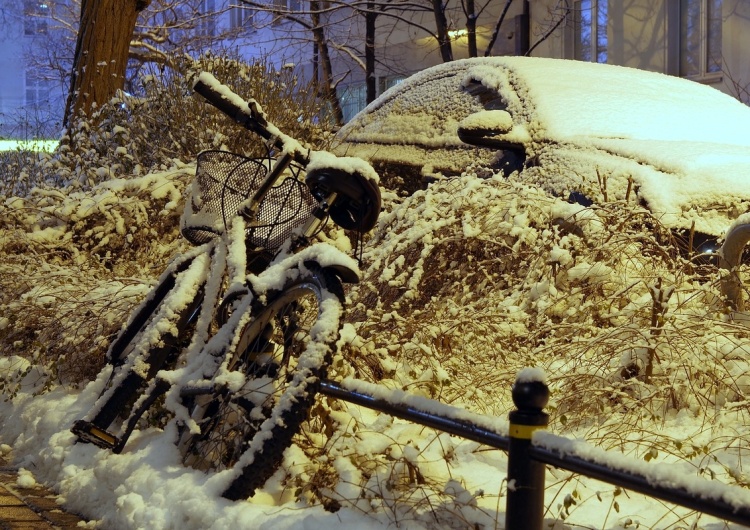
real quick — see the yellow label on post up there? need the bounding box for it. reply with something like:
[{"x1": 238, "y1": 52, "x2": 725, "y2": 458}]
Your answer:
[{"x1": 510, "y1": 423, "x2": 544, "y2": 440}]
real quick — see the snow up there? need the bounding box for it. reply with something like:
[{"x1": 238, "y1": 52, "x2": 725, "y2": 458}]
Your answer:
[
  {"x1": 516, "y1": 367, "x2": 546, "y2": 385},
  {"x1": 4, "y1": 57, "x2": 750, "y2": 529},
  {"x1": 534, "y1": 429, "x2": 750, "y2": 513},
  {"x1": 6, "y1": 170, "x2": 750, "y2": 529},
  {"x1": 458, "y1": 109, "x2": 513, "y2": 134}
]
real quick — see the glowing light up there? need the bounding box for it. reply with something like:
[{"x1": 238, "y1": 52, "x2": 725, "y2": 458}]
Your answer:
[
  {"x1": 0, "y1": 140, "x2": 59, "y2": 152},
  {"x1": 448, "y1": 29, "x2": 468, "y2": 39}
]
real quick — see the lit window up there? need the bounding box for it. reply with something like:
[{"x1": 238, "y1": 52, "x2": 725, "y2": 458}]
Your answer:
[
  {"x1": 679, "y1": 0, "x2": 722, "y2": 78},
  {"x1": 378, "y1": 75, "x2": 406, "y2": 95},
  {"x1": 24, "y1": 1, "x2": 49, "y2": 36},
  {"x1": 573, "y1": 0, "x2": 607, "y2": 63},
  {"x1": 338, "y1": 84, "x2": 367, "y2": 123}
]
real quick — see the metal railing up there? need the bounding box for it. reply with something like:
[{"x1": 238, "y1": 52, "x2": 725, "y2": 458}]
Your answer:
[
  {"x1": 318, "y1": 374, "x2": 750, "y2": 529},
  {"x1": 720, "y1": 218, "x2": 750, "y2": 310}
]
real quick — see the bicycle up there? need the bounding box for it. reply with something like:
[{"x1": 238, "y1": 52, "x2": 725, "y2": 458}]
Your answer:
[{"x1": 71, "y1": 71, "x2": 381, "y2": 501}]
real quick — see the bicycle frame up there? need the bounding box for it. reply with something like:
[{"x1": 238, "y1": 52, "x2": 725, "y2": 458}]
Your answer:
[{"x1": 73, "y1": 73, "x2": 372, "y2": 454}]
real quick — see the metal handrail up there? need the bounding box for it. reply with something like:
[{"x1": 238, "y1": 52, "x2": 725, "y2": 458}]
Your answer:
[
  {"x1": 319, "y1": 375, "x2": 750, "y2": 529},
  {"x1": 719, "y1": 220, "x2": 750, "y2": 310}
]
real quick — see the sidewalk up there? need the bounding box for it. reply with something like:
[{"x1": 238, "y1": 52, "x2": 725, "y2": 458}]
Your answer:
[{"x1": 0, "y1": 458, "x2": 87, "y2": 529}]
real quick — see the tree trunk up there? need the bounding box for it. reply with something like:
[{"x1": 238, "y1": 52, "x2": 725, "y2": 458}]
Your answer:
[
  {"x1": 432, "y1": 0, "x2": 453, "y2": 63},
  {"x1": 365, "y1": 2, "x2": 377, "y2": 104},
  {"x1": 465, "y1": 0, "x2": 477, "y2": 57},
  {"x1": 310, "y1": 1, "x2": 344, "y2": 125},
  {"x1": 431, "y1": 0, "x2": 453, "y2": 62},
  {"x1": 63, "y1": 0, "x2": 149, "y2": 127}
]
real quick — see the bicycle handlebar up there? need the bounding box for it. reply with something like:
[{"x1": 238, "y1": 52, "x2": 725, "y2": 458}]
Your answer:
[{"x1": 192, "y1": 71, "x2": 311, "y2": 165}]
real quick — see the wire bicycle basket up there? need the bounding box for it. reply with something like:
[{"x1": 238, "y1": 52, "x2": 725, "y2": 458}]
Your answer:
[{"x1": 181, "y1": 150, "x2": 316, "y2": 250}]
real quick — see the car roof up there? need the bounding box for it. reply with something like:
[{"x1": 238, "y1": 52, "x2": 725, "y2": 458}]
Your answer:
[
  {"x1": 338, "y1": 57, "x2": 750, "y2": 237},
  {"x1": 344, "y1": 56, "x2": 750, "y2": 147}
]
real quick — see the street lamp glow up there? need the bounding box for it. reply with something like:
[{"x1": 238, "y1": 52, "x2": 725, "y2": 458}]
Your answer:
[{"x1": 0, "y1": 139, "x2": 59, "y2": 152}]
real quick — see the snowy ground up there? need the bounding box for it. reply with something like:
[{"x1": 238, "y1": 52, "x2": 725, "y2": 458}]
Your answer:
[{"x1": 2, "y1": 164, "x2": 750, "y2": 529}]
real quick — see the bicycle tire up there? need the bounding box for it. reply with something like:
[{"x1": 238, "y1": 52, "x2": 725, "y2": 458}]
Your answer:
[
  {"x1": 177, "y1": 265, "x2": 345, "y2": 500},
  {"x1": 73, "y1": 252, "x2": 207, "y2": 446}
]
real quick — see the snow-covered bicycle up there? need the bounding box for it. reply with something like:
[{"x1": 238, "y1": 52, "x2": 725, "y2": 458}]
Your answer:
[{"x1": 71, "y1": 71, "x2": 381, "y2": 500}]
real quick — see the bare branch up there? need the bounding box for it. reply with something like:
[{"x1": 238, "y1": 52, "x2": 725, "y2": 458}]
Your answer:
[
  {"x1": 484, "y1": 0, "x2": 514, "y2": 56},
  {"x1": 527, "y1": 0, "x2": 571, "y2": 56}
]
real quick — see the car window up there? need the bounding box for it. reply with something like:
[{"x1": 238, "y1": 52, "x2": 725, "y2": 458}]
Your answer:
[
  {"x1": 462, "y1": 78, "x2": 508, "y2": 111},
  {"x1": 339, "y1": 69, "x2": 505, "y2": 148}
]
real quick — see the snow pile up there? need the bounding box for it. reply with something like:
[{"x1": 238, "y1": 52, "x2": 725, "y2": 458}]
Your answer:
[{"x1": 2, "y1": 162, "x2": 750, "y2": 528}]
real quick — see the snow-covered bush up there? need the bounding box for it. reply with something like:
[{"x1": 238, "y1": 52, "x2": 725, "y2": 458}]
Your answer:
[
  {"x1": 0, "y1": 53, "x2": 329, "y2": 381},
  {"x1": 286, "y1": 170, "x2": 750, "y2": 518},
  {"x1": 0, "y1": 169, "x2": 190, "y2": 382}
]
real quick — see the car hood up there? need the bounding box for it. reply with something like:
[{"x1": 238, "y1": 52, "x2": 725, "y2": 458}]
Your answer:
[{"x1": 586, "y1": 136, "x2": 750, "y2": 236}]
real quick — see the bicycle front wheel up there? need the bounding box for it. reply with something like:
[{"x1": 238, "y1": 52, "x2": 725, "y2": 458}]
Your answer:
[
  {"x1": 178, "y1": 266, "x2": 345, "y2": 500},
  {"x1": 72, "y1": 250, "x2": 208, "y2": 449}
]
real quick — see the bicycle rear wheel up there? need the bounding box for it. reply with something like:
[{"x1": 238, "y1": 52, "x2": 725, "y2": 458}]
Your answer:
[{"x1": 177, "y1": 266, "x2": 344, "y2": 500}]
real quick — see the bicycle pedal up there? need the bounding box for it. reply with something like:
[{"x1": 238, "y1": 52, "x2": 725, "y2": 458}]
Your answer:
[{"x1": 71, "y1": 420, "x2": 119, "y2": 450}]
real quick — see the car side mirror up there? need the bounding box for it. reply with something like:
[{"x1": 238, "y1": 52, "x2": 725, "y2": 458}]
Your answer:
[{"x1": 457, "y1": 110, "x2": 526, "y2": 151}]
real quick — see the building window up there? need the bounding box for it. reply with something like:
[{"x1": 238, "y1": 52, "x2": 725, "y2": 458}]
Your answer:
[
  {"x1": 272, "y1": 0, "x2": 302, "y2": 25},
  {"x1": 230, "y1": 5, "x2": 254, "y2": 30},
  {"x1": 198, "y1": 0, "x2": 217, "y2": 36},
  {"x1": 679, "y1": 0, "x2": 722, "y2": 78},
  {"x1": 338, "y1": 76, "x2": 406, "y2": 123},
  {"x1": 378, "y1": 75, "x2": 405, "y2": 95},
  {"x1": 26, "y1": 72, "x2": 51, "y2": 106},
  {"x1": 274, "y1": 0, "x2": 302, "y2": 12},
  {"x1": 573, "y1": 0, "x2": 607, "y2": 63},
  {"x1": 24, "y1": 1, "x2": 49, "y2": 36}
]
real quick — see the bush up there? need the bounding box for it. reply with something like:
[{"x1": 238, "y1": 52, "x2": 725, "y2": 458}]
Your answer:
[
  {"x1": 1, "y1": 52, "x2": 329, "y2": 196},
  {"x1": 0, "y1": 52, "x2": 330, "y2": 382}
]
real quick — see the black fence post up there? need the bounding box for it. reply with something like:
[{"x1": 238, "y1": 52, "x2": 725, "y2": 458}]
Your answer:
[{"x1": 505, "y1": 374, "x2": 550, "y2": 530}]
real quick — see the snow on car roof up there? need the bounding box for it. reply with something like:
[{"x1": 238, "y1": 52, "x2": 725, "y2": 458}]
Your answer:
[
  {"x1": 364, "y1": 56, "x2": 750, "y2": 147},
  {"x1": 481, "y1": 57, "x2": 750, "y2": 235},
  {"x1": 492, "y1": 56, "x2": 750, "y2": 146}
]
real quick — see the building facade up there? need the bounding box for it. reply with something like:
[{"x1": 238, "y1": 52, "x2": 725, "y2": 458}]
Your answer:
[
  {"x1": 531, "y1": 0, "x2": 747, "y2": 95},
  {"x1": 0, "y1": 1, "x2": 73, "y2": 138}
]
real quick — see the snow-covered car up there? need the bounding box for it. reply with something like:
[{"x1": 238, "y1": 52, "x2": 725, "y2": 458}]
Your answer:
[{"x1": 334, "y1": 57, "x2": 750, "y2": 254}]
